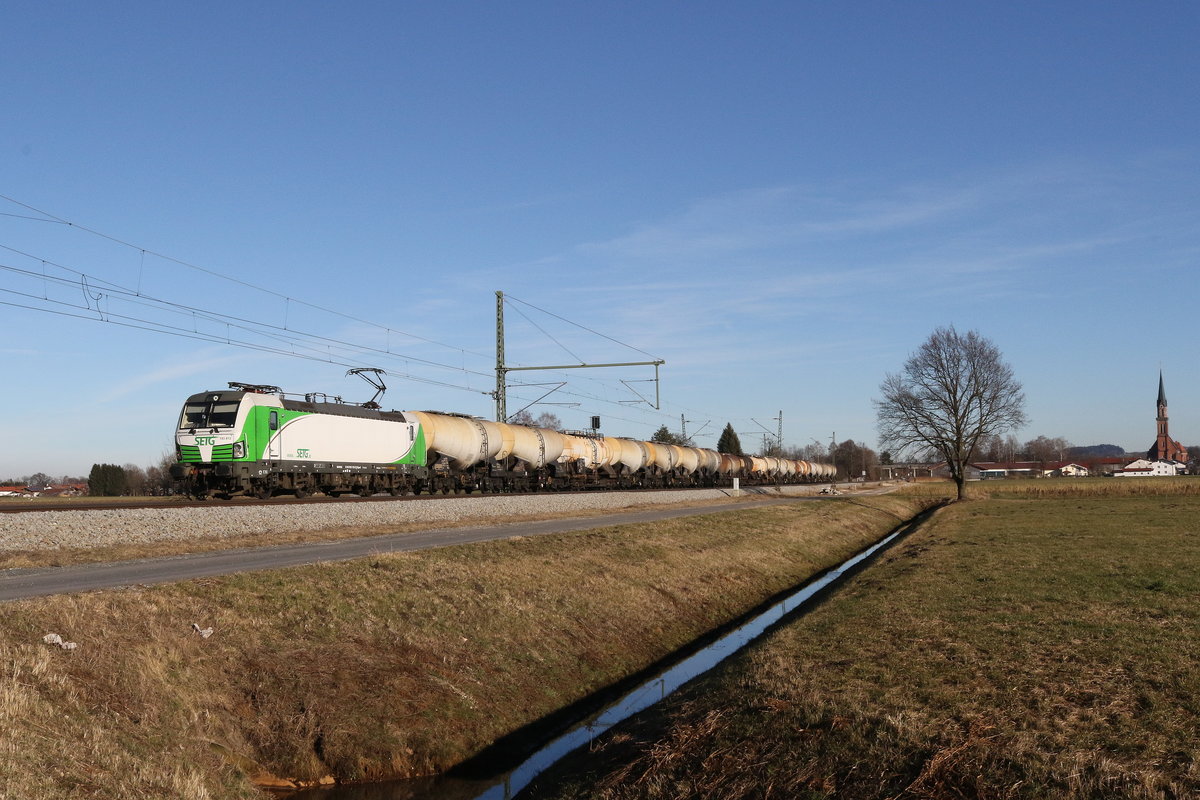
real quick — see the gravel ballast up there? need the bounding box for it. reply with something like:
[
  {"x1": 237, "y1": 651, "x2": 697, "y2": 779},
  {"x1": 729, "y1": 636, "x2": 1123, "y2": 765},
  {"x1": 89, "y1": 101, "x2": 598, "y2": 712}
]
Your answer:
[{"x1": 0, "y1": 486, "x2": 833, "y2": 552}]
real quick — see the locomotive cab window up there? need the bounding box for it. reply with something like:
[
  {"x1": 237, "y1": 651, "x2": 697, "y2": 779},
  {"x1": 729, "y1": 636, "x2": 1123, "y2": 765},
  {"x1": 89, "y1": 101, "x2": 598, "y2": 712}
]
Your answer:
[{"x1": 179, "y1": 399, "x2": 241, "y2": 429}]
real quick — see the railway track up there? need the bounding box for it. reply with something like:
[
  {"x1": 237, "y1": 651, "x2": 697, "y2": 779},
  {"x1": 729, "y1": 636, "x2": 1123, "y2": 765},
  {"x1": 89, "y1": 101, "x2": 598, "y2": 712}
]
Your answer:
[{"x1": 0, "y1": 483, "x2": 801, "y2": 514}]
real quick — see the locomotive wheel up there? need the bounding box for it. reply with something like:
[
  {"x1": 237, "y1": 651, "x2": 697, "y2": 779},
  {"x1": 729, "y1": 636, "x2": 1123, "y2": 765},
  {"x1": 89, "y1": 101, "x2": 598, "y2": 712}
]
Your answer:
[
  {"x1": 256, "y1": 486, "x2": 274, "y2": 500},
  {"x1": 294, "y1": 487, "x2": 309, "y2": 499}
]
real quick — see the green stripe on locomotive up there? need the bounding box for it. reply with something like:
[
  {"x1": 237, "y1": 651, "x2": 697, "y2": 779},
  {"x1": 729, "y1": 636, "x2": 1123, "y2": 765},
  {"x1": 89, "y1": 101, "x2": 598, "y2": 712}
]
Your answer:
[
  {"x1": 178, "y1": 443, "x2": 238, "y2": 463},
  {"x1": 409, "y1": 424, "x2": 428, "y2": 465},
  {"x1": 241, "y1": 405, "x2": 428, "y2": 466}
]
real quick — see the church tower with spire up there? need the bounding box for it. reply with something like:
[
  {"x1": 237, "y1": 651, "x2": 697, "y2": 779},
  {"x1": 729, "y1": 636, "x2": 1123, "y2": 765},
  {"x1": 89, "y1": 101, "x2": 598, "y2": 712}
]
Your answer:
[{"x1": 1147, "y1": 371, "x2": 1188, "y2": 462}]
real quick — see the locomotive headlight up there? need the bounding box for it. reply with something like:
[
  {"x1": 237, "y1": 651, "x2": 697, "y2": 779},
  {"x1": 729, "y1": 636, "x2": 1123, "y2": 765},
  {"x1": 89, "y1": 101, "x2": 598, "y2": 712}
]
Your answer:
[{"x1": 233, "y1": 441, "x2": 246, "y2": 459}]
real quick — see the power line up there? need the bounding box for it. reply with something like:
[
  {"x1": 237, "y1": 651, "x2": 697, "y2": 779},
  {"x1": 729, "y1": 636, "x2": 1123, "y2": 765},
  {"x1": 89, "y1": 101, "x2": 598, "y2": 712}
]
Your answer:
[
  {"x1": 0, "y1": 262, "x2": 495, "y2": 395},
  {"x1": 504, "y1": 293, "x2": 661, "y2": 360},
  {"x1": 0, "y1": 296, "x2": 491, "y2": 397},
  {"x1": 0, "y1": 193, "x2": 492, "y2": 360},
  {"x1": 0, "y1": 253, "x2": 496, "y2": 382},
  {"x1": 505, "y1": 301, "x2": 586, "y2": 364}
]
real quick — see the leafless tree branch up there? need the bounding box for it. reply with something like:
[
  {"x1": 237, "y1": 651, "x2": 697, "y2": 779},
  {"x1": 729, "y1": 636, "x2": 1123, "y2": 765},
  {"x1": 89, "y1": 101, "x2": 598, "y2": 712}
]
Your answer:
[{"x1": 875, "y1": 326, "x2": 1026, "y2": 499}]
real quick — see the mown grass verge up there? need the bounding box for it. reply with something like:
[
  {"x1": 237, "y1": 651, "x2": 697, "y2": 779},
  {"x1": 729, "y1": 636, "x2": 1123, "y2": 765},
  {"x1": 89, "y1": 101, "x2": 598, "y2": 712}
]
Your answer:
[
  {"x1": 0, "y1": 493, "x2": 929, "y2": 799},
  {"x1": 526, "y1": 483, "x2": 1200, "y2": 799}
]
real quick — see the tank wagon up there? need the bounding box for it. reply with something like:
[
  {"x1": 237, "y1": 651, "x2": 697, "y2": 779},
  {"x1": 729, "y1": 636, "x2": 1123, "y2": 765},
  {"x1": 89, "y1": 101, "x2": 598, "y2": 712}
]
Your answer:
[{"x1": 170, "y1": 384, "x2": 836, "y2": 499}]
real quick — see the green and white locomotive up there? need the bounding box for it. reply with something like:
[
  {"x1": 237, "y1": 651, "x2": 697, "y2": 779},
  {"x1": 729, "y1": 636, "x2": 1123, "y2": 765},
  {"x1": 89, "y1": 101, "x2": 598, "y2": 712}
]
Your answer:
[
  {"x1": 171, "y1": 383, "x2": 428, "y2": 499},
  {"x1": 171, "y1": 381, "x2": 836, "y2": 499}
]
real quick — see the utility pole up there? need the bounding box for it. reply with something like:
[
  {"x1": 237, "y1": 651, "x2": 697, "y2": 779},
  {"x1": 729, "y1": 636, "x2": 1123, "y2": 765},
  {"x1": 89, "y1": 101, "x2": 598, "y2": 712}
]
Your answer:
[
  {"x1": 752, "y1": 411, "x2": 782, "y2": 454},
  {"x1": 495, "y1": 291, "x2": 506, "y2": 422},
  {"x1": 494, "y1": 290, "x2": 665, "y2": 423}
]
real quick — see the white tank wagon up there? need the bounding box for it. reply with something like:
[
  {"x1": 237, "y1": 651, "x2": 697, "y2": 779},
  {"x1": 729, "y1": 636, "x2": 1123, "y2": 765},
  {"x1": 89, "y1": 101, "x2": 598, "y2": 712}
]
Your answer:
[
  {"x1": 612, "y1": 438, "x2": 651, "y2": 474},
  {"x1": 649, "y1": 442, "x2": 676, "y2": 474},
  {"x1": 696, "y1": 448, "x2": 721, "y2": 475},
  {"x1": 405, "y1": 411, "x2": 516, "y2": 469},
  {"x1": 718, "y1": 454, "x2": 743, "y2": 476},
  {"x1": 171, "y1": 383, "x2": 838, "y2": 498},
  {"x1": 674, "y1": 446, "x2": 700, "y2": 475}
]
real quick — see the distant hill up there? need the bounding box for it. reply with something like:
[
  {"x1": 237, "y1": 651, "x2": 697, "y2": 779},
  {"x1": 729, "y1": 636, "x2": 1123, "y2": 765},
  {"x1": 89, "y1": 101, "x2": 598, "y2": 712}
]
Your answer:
[{"x1": 1067, "y1": 444, "x2": 1126, "y2": 458}]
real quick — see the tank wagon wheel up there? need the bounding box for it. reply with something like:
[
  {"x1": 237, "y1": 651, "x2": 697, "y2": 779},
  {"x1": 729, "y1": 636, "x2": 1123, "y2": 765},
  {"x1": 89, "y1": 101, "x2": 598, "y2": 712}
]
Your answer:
[
  {"x1": 293, "y1": 488, "x2": 309, "y2": 500},
  {"x1": 256, "y1": 486, "x2": 274, "y2": 500}
]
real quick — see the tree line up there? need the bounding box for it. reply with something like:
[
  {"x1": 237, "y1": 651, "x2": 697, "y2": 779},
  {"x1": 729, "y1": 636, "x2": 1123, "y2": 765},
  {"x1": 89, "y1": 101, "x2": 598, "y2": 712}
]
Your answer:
[
  {"x1": 3, "y1": 451, "x2": 178, "y2": 496},
  {"x1": 87, "y1": 452, "x2": 178, "y2": 496}
]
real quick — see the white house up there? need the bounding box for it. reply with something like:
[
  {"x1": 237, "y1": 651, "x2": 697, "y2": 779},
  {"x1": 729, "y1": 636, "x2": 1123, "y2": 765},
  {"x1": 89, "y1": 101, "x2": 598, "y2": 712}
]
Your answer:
[{"x1": 1114, "y1": 459, "x2": 1181, "y2": 477}]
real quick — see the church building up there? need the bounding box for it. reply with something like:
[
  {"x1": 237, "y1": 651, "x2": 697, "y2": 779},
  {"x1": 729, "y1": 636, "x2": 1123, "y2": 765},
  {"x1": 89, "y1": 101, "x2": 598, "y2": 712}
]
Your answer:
[{"x1": 1147, "y1": 371, "x2": 1188, "y2": 463}]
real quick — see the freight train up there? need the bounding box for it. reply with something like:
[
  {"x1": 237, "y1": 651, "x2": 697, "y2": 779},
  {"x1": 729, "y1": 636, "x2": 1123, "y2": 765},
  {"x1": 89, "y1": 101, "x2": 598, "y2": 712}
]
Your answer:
[{"x1": 170, "y1": 383, "x2": 836, "y2": 499}]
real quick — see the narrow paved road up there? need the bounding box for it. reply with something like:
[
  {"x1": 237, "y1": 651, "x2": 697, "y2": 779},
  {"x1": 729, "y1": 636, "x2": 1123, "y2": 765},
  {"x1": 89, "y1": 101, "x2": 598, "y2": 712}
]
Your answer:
[{"x1": 1, "y1": 495, "x2": 832, "y2": 602}]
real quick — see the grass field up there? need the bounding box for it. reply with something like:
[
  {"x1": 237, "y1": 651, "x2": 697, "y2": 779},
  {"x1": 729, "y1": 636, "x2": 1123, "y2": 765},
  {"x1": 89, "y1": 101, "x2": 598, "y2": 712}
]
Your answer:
[
  {"x1": 527, "y1": 481, "x2": 1200, "y2": 799},
  {"x1": 0, "y1": 494, "x2": 927, "y2": 799}
]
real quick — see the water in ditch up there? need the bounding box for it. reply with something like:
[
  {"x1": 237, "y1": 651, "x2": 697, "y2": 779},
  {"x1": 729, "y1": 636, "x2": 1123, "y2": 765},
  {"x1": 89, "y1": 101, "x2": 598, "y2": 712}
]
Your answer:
[{"x1": 292, "y1": 523, "x2": 909, "y2": 800}]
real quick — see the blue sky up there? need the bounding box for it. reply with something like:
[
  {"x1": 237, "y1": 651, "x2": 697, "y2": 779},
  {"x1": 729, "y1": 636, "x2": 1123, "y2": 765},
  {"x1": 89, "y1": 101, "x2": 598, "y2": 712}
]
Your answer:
[{"x1": 2, "y1": 2, "x2": 1198, "y2": 477}]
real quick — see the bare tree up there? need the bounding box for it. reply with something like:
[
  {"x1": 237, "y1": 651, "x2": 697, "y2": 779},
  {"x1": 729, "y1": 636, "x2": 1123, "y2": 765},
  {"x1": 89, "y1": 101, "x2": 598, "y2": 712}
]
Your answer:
[
  {"x1": 26, "y1": 472, "x2": 51, "y2": 490},
  {"x1": 798, "y1": 442, "x2": 830, "y2": 464},
  {"x1": 1025, "y1": 435, "x2": 1072, "y2": 468},
  {"x1": 876, "y1": 326, "x2": 1026, "y2": 500},
  {"x1": 534, "y1": 411, "x2": 562, "y2": 430},
  {"x1": 507, "y1": 409, "x2": 535, "y2": 426},
  {"x1": 123, "y1": 463, "x2": 148, "y2": 496},
  {"x1": 833, "y1": 440, "x2": 878, "y2": 481},
  {"x1": 507, "y1": 409, "x2": 562, "y2": 429}
]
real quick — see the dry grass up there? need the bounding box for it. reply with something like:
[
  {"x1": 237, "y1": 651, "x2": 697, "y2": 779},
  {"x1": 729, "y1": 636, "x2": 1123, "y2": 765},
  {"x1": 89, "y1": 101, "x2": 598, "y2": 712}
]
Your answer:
[
  {"x1": 971, "y1": 475, "x2": 1200, "y2": 499},
  {"x1": 0, "y1": 494, "x2": 928, "y2": 799},
  {"x1": 0, "y1": 489, "x2": 836, "y2": 570},
  {"x1": 528, "y1": 484, "x2": 1200, "y2": 800}
]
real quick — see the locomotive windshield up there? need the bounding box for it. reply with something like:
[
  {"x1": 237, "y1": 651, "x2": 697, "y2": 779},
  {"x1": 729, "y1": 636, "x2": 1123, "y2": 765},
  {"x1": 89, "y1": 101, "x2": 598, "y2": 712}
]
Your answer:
[{"x1": 179, "y1": 396, "x2": 241, "y2": 430}]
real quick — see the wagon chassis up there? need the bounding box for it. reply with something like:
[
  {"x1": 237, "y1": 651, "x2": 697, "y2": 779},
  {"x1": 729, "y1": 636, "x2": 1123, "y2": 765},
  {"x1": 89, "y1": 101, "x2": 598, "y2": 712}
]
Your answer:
[{"x1": 172, "y1": 457, "x2": 790, "y2": 501}]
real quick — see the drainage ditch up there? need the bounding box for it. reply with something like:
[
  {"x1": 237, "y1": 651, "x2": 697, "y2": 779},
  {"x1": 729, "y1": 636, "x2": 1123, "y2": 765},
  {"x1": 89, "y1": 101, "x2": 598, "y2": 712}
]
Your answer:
[{"x1": 290, "y1": 507, "x2": 934, "y2": 800}]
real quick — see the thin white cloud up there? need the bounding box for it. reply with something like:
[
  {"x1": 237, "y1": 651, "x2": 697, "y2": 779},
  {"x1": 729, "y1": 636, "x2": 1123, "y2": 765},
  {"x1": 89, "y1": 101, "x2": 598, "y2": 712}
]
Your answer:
[
  {"x1": 569, "y1": 183, "x2": 981, "y2": 266},
  {"x1": 97, "y1": 351, "x2": 250, "y2": 402}
]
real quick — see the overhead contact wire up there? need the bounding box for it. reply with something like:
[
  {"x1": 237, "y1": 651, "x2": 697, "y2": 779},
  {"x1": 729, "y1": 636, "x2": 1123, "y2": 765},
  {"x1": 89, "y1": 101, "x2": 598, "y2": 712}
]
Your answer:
[{"x1": 0, "y1": 193, "x2": 491, "y2": 360}]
